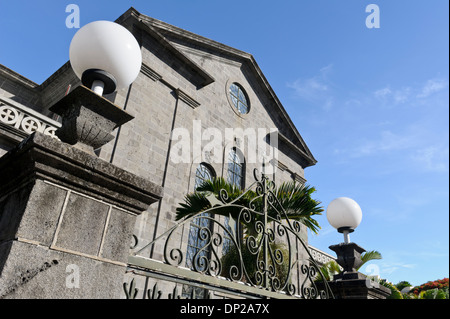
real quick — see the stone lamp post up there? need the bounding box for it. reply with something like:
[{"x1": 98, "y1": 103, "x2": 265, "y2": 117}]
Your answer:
[
  {"x1": 49, "y1": 20, "x2": 142, "y2": 155},
  {"x1": 0, "y1": 21, "x2": 163, "y2": 299},
  {"x1": 323, "y1": 198, "x2": 391, "y2": 299},
  {"x1": 327, "y1": 197, "x2": 366, "y2": 280}
]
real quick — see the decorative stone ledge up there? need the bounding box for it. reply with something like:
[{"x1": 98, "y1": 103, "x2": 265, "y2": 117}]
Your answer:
[
  {"x1": 175, "y1": 88, "x2": 200, "y2": 109},
  {"x1": 308, "y1": 245, "x2": 338, "y2": 266},
  {"x1": 0, "y1": 96, "x2": 60, "y2": 139}
]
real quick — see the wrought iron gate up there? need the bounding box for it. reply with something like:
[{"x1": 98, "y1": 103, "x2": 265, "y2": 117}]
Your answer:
[{"x1": 124, "y1": 168, "x2": 334, "y2": 299}]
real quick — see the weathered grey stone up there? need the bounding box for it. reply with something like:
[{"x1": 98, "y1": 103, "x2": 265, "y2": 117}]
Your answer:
[
  {"x1": 49, "y1": 85, "x2": 134, "y2": 155},
  {"x1": 0, "y1": 183, "x2": 32, "y2": 243},
  {"x1": 54, "y1": 193, "x2": 110, "y2": 256},
  {"x1": 0, "y1": 241, "x2": 125, "y2": 299},
  {"x1": 0, "y1": 131, "x2": 163, "y2": 298},
  {"x1": 16, "y1": 181, "x2": 67, "y2": 246},
  {"x1": 100, "y1": 208, "x2": 136, "y2": 263}
]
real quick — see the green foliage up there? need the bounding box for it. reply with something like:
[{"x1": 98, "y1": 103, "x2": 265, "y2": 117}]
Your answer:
[
  {"x1": 314, "y1": 250, "x2": 382, "y2": 283},
  {"x1": 395, "y1": 280, "x2": 412, "y2": 292},
  {"x1": 420, "y1": 288, "x2": 448, "y2": 299},
  {"x1": 398, "y1": 278, "x2": 449, "y2": 299},
  {"x1": 315, "y1": 260, "x2": 341, "y2": 282},
  {"x1": 380, "y1": 280, "x2": 403, "y2": 299},
  {"x1": 273, "y1": 181, "x2": 323, "y2": 234},
  {"x1": 176, "y1": 177, "x2": 251, "y2": 221},
  {"x1": 357, "y1": 250, "x2": 382, "y2": 271},
  {"x1": 175, "y1": 177, "x2": 324, "y2": 234},
  {"x1": 411, "y1": 277, "x2": 449, "y2": 295},
  {"x1": 220, "y1": 240, "x2": 290, "y2": 285}
]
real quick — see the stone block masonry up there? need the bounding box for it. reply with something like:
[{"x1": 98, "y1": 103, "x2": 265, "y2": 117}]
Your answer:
[{"x1": 0, "y1": 132, "x2": 162, "y2": 298}]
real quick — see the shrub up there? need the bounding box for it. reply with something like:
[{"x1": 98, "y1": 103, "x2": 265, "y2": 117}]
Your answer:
[
  {"x1": 411, "y1": 278, "x2": 449, "y2": 296},
  {"x1": 395, "y1": 280, "x2": 412, "y2": 292},
  {"x1": 420, "y1": 287, "x2": 448, "y2": 299},
  {"x1": 380, "y1": 280, "x2": 403, "y2": 299},
  {"x1": 220, "y1": 241, "x2": 290, "y2": 286}
]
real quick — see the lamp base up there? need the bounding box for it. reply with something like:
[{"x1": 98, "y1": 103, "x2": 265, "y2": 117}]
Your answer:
[
  {"x1": 333, "y1": 271, "x2": 367, "y2": 281},
  {"x1": 329, "y1": 242, "x2": 366, "y2": 274},
  {"x1": 49, "y1": 85, "x2": 134, "y2": 155},
  {"x1": 337, "y1": 226, "x2": 354, "y2": 234}
]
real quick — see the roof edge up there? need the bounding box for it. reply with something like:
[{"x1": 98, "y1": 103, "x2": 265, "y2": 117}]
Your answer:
[{"x1": 0, "y1": 64, "x2": 39, "y2": 89}]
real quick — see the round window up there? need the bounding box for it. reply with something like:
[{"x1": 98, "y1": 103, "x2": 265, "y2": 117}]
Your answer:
[{"x1": 229, "y1": 83, "x2": 250, "y2": 115}]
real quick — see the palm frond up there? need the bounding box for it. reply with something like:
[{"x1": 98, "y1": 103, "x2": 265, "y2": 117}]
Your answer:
[
  {"x1": 361, "y1": 250, "x2": 382, "y2": 263},
  {"x1": 175, "y1": 177, "x2": 324, "y2": 235},
  {"x1": 356, "y1": 250, "x2": 383, "y2": 270}
]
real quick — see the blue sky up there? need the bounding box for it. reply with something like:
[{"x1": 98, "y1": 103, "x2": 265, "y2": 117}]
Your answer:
[{"x1": 1, "y1": 0, "x2": 448, "y2": 287}]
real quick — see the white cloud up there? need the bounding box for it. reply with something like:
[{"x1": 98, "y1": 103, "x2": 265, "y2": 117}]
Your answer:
[
  {"x1": 373, "y1": 86, "x2": 411, "y2": 105},
  {"x1": 417, "y1": 78, "x2": 449, "y2": 98},
  {"x1": 393, "y1": 87, "x2": 411, "y2": 104},
  {"x1": 379, "y1": 262, "x2": 416, "y2": 276},
  {"x1": 374, "y1": 87, "x2": 392, "y2": 98},
  {"x1": 351, "y1": 130, "x2": 416, "y2": 158},
  {"x1": 373, "y1": 78, "x2": 448, "y2": 107},
  {"x1": 287, "y1": 64, "x2": 334, "y2": 110},
  {"x1": 412, "y1": 145, "x2": 449, "y2": 173}
]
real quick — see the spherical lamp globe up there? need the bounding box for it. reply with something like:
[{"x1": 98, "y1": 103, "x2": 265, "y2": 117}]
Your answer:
[
  {"x1": 326, "y1": 197, "x2": 362, "y2": 232},
  {"x1": 69, "y1": 20, "x2": 142, "y2": 95}
]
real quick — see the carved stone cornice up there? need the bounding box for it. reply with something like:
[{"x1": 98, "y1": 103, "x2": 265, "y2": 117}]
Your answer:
[
  {"x1": 0, "y1": 96, "x2": 60, "y2": 141},
  {"x1": 175, "y1": 88, "x2": 201, "y2": 109}
]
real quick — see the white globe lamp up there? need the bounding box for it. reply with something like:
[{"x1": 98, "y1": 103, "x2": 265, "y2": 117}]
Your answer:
[
  {"x1": 326, "y1": 197, "x2": 362, "y2": 243},
  {"x1": 69, "y1": 20, "x2": 142, "y2": 95}
]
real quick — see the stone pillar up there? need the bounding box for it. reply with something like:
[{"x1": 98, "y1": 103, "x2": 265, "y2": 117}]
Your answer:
[
  {"x1": 325, "y1": 278, "x2": 392, "y2": 299},
  {"x1": 324, "y1": 243, "x2": 391, "y2": 299},
  {"x1": 0, "y1": 132, "x2": 163, "y2": 298}
]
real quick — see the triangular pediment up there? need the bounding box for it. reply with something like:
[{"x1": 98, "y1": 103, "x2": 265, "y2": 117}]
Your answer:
[{"x1": 117, "y1": 7, "x2": 317, "y2": 168}]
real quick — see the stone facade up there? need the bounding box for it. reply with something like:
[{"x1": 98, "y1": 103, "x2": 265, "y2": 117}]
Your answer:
[
  {"x1": 0, "y1": 132, "x2": 162, "y2": 298},
  {"x1": 0, "y1": 8, "x2": 326, "y2": 298}
]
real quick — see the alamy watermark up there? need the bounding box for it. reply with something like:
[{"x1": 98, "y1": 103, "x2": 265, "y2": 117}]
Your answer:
[
  {"x1": 364, "y1": 264, "x2": 381, "y2": 288},
  {"x1": 66, "y1": 264, "x2": 80, "y2": 288},
  {"x1": 366, "y1": 4, "x2": 380, "y2": 29},
  {"x1": 170, "y1": 120, "x2": 279, "y2": 174},
  {"x1": 66, "y1": 4, "x2": 80, "y2": 29}
]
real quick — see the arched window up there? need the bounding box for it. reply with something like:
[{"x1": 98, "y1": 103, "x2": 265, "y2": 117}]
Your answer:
[
  {"x1": 183, "y1": 163, "x2": 215, "y2": 298},
  {"x1": 194, "y1": 163, "x2": 215, "y2": 190},
  {"x1": 226, "y1": 148, "x2": 245, "y2": 190},
  {"x1": 223, "y1": 148, "x2": 245, "y2": 253}
]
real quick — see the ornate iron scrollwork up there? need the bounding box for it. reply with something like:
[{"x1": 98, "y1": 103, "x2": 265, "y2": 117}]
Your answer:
[{"x1": 132, "y1": 168, "x2": 334, "y2": 299}]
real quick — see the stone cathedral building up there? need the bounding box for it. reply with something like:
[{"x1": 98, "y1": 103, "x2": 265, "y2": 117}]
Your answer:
[{"x1": 0, "y1": 8, "x2": 338, "y2": 299}]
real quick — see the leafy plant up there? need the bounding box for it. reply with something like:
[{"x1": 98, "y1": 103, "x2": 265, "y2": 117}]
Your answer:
[
  {"x1": 398, "y1": 278, "x2": 449, "y2": 299},
  {"x1": 395, "y1": 280, "x2": 413, "y2": 292},
  {"x1": 380, "y1": 280, "x2": 403, "y2": 299},
  {"x1": 356, "y1": 250, "x2": 382, "y2": 271},
  {"x1": 411, "y1": 278, "x2": 449, "y2": 295},
  {"x1": 220, "y1": 239, "x2": 290, "y2": 285},
  {"x1": 315, "y1": 260, "x2": 341, "y2": 282},
  {"x1": 407, "y1": 278, "x2": 449, "y2": 299},
  {"x1": 176, "y1": 177, "x2": 324, "y2": 235},
  {"x1": 420, "y1": 288, "x2": 448, "y2": 299}
]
